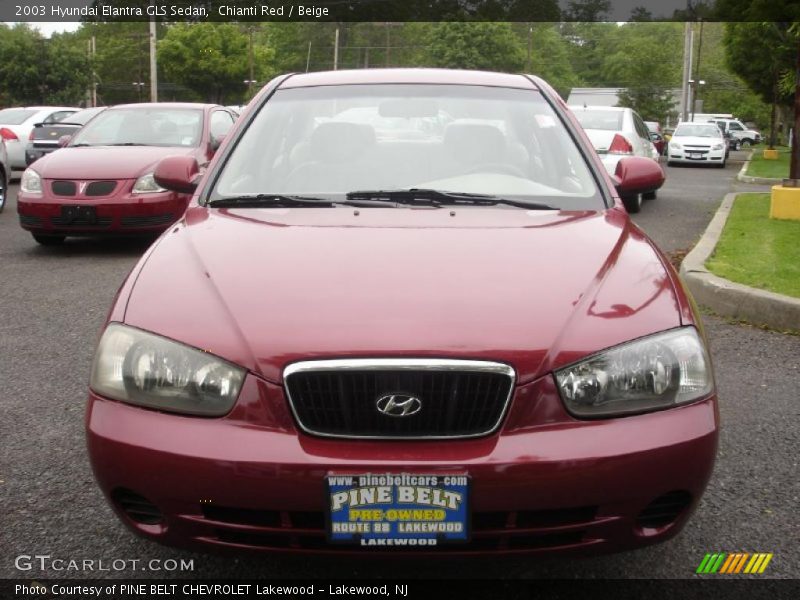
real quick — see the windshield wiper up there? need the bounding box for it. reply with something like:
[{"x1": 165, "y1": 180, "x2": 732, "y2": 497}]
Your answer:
[
  {"x1": 208, "y1": 194, "x2": 338, "y2": 208},
  {"x1": 345, "y1": 188, "x2": 556, "y2": 210},
  {"x1": 107, "y1": 142, "x2": 147, "y2": 146},
  {"x1": 71, "y1": 143, "x2": 92, "y2": 147}
]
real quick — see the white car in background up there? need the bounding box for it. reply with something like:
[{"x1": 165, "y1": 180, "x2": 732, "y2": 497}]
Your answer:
[
  {"x1": 571, "y1": 106, "x2": 662, "y2": 213},
  {"x1": 667, "y1": 122, "x2": 727, "y2": 168},
  {"x1": 0, "y1": 106, "x2": 79, "y2": 175}
]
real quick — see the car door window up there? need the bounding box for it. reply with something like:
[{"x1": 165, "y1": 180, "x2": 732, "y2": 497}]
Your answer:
[
  {"x1": 729, "y1": 122, "x2": 744, "y2": 131},
  {"x1": 210, "y1": 111, "x2": 235, "y2": 141},
  {"x1": 632, "y1": 113, "x2": 650, "y2": 142}
]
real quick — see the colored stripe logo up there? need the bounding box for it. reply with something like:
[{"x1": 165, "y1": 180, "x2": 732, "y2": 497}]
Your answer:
[{"x1": 696, "y1": 553, "x2": 773, "y2": 574}]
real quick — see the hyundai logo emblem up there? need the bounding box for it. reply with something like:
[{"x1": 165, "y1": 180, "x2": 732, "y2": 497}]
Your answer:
[{"x1": 376, "y1": 394, "x2": 422, "y2": 417}]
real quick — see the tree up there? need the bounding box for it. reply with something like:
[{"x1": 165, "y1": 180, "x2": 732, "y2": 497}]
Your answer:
[
  {"x1": 724, "y1": 23, "x2": 794, "y2": 148},
  {"x1": 421, "y1": 22, "x2": 525, "y2": 73},
  {"x1": 602, "y1": 23, "x2": 684, "y2": 121},
  {"x1": 0, "y1": 24, "x2": 89, "y2": 107},
  {"x1": 718, "y1": 0, "x2": 800, "y2": 178},
  {"x1": 564, "y1": 0, "x2": 611, "y2": 21},
  {"x1": 158, "y1": 23, "x2": 274, "y2": 104},
  {"x1": 513, "y1": 23, "x2": 580, "y2": 98}
]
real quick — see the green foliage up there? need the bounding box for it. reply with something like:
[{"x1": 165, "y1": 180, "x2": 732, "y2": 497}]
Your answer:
[
  {"x1": 0, "y1": 23, "x2": 88, "y2": 106},
  {"x1": 602, "y1": 23, "x2": 683, "y2": 121},
  {"x1": 512, "y1": 23, "x2": 579, "y2": 98},
  {"x1": 420, "y1": 22, "x2": 525, "y2": 73},
  {"x1": 691, "y1": 23, "x2": 771, "y2": 128},
  {"x1": 158, "y1": 23, "x2": 274, "y2": 104}
]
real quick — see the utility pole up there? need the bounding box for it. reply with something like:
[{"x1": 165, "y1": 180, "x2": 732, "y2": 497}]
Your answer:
[
  {"x1": 680, "y1": 22, "x2": 694, "y2": 122},
  {"x1": 91, "y1": 35, "x2": 97, "y2": 107},
  {"x1": 149, "y1": 13, "x2": 158, "y2": 102},
  {"x1": 305, "y1": 40, "x2": 312, "y2": 72},
  {"x1": 526, "y1": 24, "x2": 533, "y2": 72},
  {"x1": 248, "y1": 27, "x2": 255, "y2": 97},
  {"x1": 333, "y1": 27, "x2": 339, "y2": 70}
]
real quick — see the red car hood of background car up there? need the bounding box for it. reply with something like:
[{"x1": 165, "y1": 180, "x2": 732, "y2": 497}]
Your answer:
[
  {"x1": 34, "y1": 146, "x2": 198, "y2": 180},
  {"x1": 123, "y1": 206, "x2": 685, "y2": 385}
]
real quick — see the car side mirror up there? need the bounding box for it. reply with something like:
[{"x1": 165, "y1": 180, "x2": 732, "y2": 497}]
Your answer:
[
  {"x1": 613, "y1": 156, "x2": 665, "y2": 196},
  {"x1": 58, "y1": 135, "x2": 72, "y2": 148},
  {"x1": 154, "y1": 155, "x2": 201, "y2": 194},
  {"x1": 209, "y1": 133, "x2": 226, "y2": 154},
  {"x1": 649, "y1": 132, "x2": 661, "y2": 142}
]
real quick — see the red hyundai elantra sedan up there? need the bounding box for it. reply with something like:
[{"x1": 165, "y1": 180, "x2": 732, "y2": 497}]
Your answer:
[
  {"x1": 86, "y1": 69, "x2": 716, "y2": 556},
  {"x1": 17, "y1": 102, "x2": 237, "y2": 245}
]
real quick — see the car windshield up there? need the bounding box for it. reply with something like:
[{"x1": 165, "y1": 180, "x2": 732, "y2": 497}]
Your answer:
[
  {"x1": 674, "y1": 124, "x2": 721, "y2": 138},
  {"x1": 213, "y1": 84, "x2": 602, "y2": 210},
  {"x1": 572, "y1": 109, "x2": 624, "y2": 131},
  {"x1": 63, "y1": 107, "x2": 105, "y2": 126},
  {"x1": 0, "y1": 108, "x2": 37, "y2": 125},
  {"x1": 70, "y1": 107, "x2": 203, "y2": 147}
]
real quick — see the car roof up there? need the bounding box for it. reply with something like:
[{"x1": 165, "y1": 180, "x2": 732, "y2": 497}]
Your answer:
[
  {"x1": 571, "y1": 105, "x2": 629, "y2": 112},
  {"x1": 279, "y1": 68, "x2": 538, "y2": 90},
  {"x1": 110, "y1": 102, "x2": 219, "y2": 110},
  {"x1": 0, "y1": 106, "x2": 78, "y2": 112}
]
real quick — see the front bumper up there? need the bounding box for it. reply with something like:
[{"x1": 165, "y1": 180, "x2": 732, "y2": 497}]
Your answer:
[
  {"x1": 87, "y1": 373, "x2": 719, "y2": 556},
  {"x1": 668, "y1": 147, "x2": 726, "y2": 165},
  {"x1": 17, "y1": 184, "x2": 190, "y2": 235}
]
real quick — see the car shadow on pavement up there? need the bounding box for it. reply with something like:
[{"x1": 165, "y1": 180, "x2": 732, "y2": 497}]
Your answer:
[{"x1": 25, "y1": 235, "x2": 158, "y2": 258}]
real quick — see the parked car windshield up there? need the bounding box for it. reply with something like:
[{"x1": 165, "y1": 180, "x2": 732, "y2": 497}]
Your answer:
[
  {"x1": 61, "y1": 106, "x2": 106, "y2": 126},
  {"x1": 213, "y1": 84, "x2": 603, "y2": 209},
  {"x1": 70, "y1": 107, "x2": 203, "y2": 147},
  {"x1": 571, "y1": 109, "x2": 624, "y2": 131},
  {"x1": 674, "y1": 124, "x2": 722, "y2": 138},
  {"x1": 0, "y1": 108, "x2": 37, "y2": 125}
]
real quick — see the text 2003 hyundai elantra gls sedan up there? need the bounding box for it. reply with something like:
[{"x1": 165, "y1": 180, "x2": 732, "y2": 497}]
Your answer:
[{"x1": 87, "y1": 69, "x2": 717, "y2": 556}]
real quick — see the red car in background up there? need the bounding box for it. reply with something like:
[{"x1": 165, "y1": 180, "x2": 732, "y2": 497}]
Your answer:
[
  {"x1": 86, "y1": 69, "x2": 716, "y2": 557},
  {"x1": 16, "y1": 103, "x2": 237, "y2": 245}
]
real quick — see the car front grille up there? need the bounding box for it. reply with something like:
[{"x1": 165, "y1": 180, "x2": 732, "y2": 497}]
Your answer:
[
  {"x1": 50, "y1": 215, "x2": 112, "y2": 228},
  {"x1": 52, "y1": 181, "x2": 76, "y2": 196},
  {"x1": 284, "y1": 359, "x2": 515, "y2": 439},
  {"x1": 86, "y1": 181, "x2": 116, "y2": 196},
  {"x1": 120, "y1": 213, "x2": 175, "y2": 228},
  {"x1": 19, "y1": 215, "x2": 43, "y2": 228},
  {"x1": 50, "y1": 180, "x2": 117, "y2": 197}
]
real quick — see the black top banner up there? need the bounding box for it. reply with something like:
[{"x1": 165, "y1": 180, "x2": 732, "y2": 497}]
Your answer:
[{"x1": 3, "y1": 0, "x2": 800, "y2": 22}]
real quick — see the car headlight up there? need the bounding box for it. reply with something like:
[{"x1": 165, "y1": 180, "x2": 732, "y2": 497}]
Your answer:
[
  {"x1": 20, "y1": 168, "x2": 42, "y2": 194},
  {"x1": 555, "y1": 327, "x2": 713, "y2": 418},
  {"x1": 712, "y1": 143, "x2": 724, "y2": 151},
  {"x1": 132, "y1": 172, "x2": 167, "y2": 194},
  {"x1": 90, "y1": 323, "x2": 246, "y2": 416},
  {"x1": 669, "y1": 142, "x2": 681, "y2": 150}
]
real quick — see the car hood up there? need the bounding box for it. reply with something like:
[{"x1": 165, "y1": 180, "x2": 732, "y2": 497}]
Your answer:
[
  {"x1": 124, "y1": 207, "x2": 683, "y2": 385},
  {"x1": 34, "y1": 146, "x2": 197, "y2": 179},
  {"x1": 671, "y1": 136, "x2": 723, "y2": 146}
]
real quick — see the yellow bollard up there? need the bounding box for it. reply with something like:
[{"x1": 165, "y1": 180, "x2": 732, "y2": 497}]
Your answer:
[
  {"x1": 763, "y1": 149, "x2": 779, "y2": 160},
  {"x1": 770, "y1": 184, "x2": 800, "y2": 220}
]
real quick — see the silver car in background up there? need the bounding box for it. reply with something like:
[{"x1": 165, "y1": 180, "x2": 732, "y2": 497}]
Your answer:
[
  {"x1": 667, "y1": 123, "x2": 727, "y2": 168},
  {"x1": 0, "y1": 106, "x2": 79, "y2": 174},
  {"x1": 571, "y1": 106, "x2": 662, "y2": 213}
]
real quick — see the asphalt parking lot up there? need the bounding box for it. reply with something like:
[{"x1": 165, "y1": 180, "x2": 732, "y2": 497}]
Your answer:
[{"x1": 1, "y1": 151, "x2": 798, "y2": 579}]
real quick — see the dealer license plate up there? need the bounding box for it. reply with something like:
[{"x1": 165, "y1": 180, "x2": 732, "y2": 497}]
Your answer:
[
  {"x1": 326, "y1": 473, "x2": 469, "y2": 547},
  {"x1": 687, "y1": 152, "x2": 702, "y2": 159}
]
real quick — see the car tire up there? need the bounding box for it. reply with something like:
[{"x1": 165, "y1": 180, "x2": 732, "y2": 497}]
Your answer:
[
  {"x1": 32, "y1": 234, "x2": 66, "y2": 246},
  {"x1": 741, "y1": 139, "x2": 751, "y2": 148},
  {"x1": 718, "y1": 160, "x2": 726, "y2": 169},
  {"x1": 622, "y1": 194, "x2": 642, "y2": 213},
  {"x1": 0, "y1": 168, "x2": 6, "y2": 213},
  {"x1": 643, "y1": 190, "x2": 657, "y2": 200}
]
